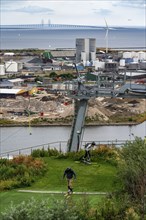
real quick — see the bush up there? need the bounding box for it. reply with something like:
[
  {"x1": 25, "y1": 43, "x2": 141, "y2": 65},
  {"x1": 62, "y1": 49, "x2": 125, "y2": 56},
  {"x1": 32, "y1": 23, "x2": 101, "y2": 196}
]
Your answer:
[
  {"x1": 47, "y1": 148, "x2": 60, "y2": 157},
  {"x1": 31, "y1": 146, "x2": 119, "y2": 166},
  {"x1": 91, "y1": 145, "x2": 120, "y2": 165},
  {"x1": 95, "y1": 194, "x2": 141, "y2": 220},
  {"x1": 0, "y1": 156, "x2": 46, "y2": 190},
  {"x1": 1, "y1": 197, "x2": 91, "y2": 220},
  {"x1": 19, "y1": 173, "x2": 34, "y2": 187},
  {"x1": 31, "y1": 149, "x2": 45, "y2": 157},
  {"x1": 31, "y1": 148, "x2": 60, "y2": 158},
  {"x1": 0, "y1": 179, "x2": 19, "y2": 191},
  {"x1": 0, "y1": 165, "x2": 15, "y2": 180}
]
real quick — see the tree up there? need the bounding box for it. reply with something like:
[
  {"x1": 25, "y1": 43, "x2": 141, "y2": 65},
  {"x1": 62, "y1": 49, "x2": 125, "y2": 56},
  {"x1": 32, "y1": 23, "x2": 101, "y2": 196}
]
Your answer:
[
  {"x1": 49, "y1": 72, "x2": 57, "y2": 79},
  {"x1": 117, "y1": 137, "x2": 146, "y2": 219}
]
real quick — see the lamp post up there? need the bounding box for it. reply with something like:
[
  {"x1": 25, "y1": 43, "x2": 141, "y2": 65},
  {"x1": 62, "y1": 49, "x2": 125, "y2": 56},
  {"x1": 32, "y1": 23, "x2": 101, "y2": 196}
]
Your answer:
[{"x1": 77, "y1": 130, "x2": 81, "y2": 152}]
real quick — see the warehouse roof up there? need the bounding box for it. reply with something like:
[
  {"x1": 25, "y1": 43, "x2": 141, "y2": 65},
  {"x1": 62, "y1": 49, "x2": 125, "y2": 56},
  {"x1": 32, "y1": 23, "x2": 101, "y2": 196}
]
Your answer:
[
  {"x1": 8, "y1": 78, "x2": 24, "y2": 83},
  {"x1": 0, "y1": 88, "x2": 26, "y2": 94}
]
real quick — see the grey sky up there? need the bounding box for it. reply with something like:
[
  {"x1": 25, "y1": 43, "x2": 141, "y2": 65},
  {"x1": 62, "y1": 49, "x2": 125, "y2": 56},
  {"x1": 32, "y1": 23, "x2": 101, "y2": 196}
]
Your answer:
[{"x1": 1, "y1": 0, "x2": 146, "y2": 26}]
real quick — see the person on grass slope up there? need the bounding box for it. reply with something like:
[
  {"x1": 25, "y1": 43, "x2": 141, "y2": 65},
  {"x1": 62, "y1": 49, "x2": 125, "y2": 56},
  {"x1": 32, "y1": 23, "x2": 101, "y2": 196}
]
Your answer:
[
  {"x1": 82, "y1": 141, "x2": 96, "y2": 163},
  {"x1": 63, "y1": 167, "x2": 76, "y2": 195}
]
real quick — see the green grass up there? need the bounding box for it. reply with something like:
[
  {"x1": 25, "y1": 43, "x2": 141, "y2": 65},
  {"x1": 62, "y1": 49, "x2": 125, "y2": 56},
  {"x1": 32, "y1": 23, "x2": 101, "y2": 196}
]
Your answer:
[
  {"x1": 0, "y1": 157, "x2": 118, "y2": 214},
  {"x1": 0, "y1": 191, "x2": 105, "y2": 214},
  {"x1": 27, "y1": 157, "x2": 117, "y2": 192}
]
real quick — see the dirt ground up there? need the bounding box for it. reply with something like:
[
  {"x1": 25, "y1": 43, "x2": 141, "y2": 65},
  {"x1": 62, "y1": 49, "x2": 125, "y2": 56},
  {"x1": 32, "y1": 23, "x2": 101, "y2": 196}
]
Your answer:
[{"x1": 0, "y1": 91, "x2": 145, "y2": 124}]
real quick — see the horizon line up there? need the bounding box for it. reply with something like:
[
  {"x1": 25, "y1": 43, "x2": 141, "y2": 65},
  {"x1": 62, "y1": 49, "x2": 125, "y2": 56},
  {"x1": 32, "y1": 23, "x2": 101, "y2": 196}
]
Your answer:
[{"x1": 0, "y1": 23, "x2": 145, "y2": 29}]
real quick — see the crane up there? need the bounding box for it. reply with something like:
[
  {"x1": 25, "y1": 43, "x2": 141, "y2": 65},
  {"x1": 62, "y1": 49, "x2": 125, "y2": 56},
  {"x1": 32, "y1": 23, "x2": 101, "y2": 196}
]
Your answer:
[{"x1": 67, "y1": 64, "x2": 146, "y2": 152}]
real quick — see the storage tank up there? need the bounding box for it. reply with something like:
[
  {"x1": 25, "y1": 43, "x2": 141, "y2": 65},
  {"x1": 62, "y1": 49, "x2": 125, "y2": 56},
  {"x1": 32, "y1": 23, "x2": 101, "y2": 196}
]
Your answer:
[
  {"x1": 90, "y1": 52, "x2": 96, "y2": 61},
  {"x1": 86, "y1": 60, "x2": 91, "y2": 66},
  {"x1": 83, "y1": 61, "x2": 86, "y2": 66},
  {"x1": 138, "y1": 51, "x2": 146, "y2": 61},
  {"x1": 0, "y1": 64, "x2": 5, "y2": 75},
  {"x1": 5, "y1": 61, "x2": 18, "y2": 72},
  {"x1": 131, "y1": 51, "x2": 136, "y2": 57},
  {"x1": 119, "y1": 59, "x2": 125, "y2": 66},
  {"x1": 133, "y1": 57, "x2": 139, "y2": 63},
  {"x1": 123, "y1": 52, "x2": 132, "y2": 58}
]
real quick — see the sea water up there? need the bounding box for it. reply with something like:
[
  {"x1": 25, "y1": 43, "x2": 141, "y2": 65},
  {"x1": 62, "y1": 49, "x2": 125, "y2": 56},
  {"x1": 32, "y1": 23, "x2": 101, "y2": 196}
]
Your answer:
[{"x1": 1, "y1": 27, "x2": 146, "y2": 50}]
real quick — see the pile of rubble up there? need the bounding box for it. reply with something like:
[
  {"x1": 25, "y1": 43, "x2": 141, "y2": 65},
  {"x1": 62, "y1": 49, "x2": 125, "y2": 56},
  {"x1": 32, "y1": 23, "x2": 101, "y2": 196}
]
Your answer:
[{"x1": 0, "y1": 92, "x2": 145, "y2": 124}]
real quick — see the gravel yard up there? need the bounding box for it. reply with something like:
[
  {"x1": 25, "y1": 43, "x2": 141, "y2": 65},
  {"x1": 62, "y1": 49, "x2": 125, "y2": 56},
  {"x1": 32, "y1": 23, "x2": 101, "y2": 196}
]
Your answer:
[{"x1": 0, "y1": 92, "x2": 145, "y2": 125}]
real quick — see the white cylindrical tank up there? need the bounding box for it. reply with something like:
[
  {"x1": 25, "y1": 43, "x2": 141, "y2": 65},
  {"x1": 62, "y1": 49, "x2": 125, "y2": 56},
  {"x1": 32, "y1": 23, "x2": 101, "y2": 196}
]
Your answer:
[
  {"x1": 131, "y1": 51, "x2": 136, "y2": 57},
  {"x1": 94, "y1": 61, "x2": 105, "y2": 70},
  {"x1": 83, "y1": 61, "x2": 86, "y2": 66},
  {"x1": 123, "y1": 52, "x2": 132, "y2": 58},
  {"x1": 119, "y1": 59, "x2": 125, "y2": 66},
  {"x1": 81, "y1": 52, "x2": 86, "y2": 62},
  {"x1": 86, "y1": 60, "x2": 90, "y2": 66},
  {"x1": 133, "y1": 57, "x2": 139, "y2": 63},
  {"x1": 5, "y1": 61, "x2": 18, "y2": 72},
  {"x1": 90, "y1": 52, "x2": 96, "y2": 61},
  {"x1": 0, "y1": 64, "x2": 5, "y2": 75},
  {"x1": 92, "y1": 59, "x2": 99, "y2": 66},
  {"x1": 138, "y1": 51, "x2": 146, "y2": 61}
]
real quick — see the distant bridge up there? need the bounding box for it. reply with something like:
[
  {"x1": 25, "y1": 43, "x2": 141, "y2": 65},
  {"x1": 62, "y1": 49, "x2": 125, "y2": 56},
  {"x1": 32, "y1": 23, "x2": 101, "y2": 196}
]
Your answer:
[{"x1": 0, "y1": 23, "x2": 103, "y2": 30}]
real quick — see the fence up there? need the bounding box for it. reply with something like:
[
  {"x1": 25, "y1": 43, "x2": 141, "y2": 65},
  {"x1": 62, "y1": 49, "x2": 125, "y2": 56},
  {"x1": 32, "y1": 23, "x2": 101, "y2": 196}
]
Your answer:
[{"x1": 0, "y1": 139, "x2": 130, "y2": 159}]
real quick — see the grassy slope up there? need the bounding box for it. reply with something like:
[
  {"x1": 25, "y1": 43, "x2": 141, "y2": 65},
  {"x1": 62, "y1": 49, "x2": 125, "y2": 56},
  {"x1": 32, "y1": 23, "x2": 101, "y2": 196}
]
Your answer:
[{"x1": 0, "y1": 157, "x2": 118, "y2": 214}]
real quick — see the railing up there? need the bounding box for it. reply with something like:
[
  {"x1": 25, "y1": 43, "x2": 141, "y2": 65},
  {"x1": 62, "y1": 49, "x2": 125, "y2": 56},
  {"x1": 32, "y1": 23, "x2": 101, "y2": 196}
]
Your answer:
[{"x1": 0, "y1": 139, "x2": 130, "y2": 159}]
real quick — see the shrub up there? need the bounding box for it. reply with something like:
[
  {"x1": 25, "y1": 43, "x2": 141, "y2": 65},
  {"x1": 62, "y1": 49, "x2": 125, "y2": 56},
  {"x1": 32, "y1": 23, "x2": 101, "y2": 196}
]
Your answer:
[
  {"x1": 19, "y1": 173, "x2": 34, "y2": 187},
  {"x1": 95, "y1": 194, "x2": 141, "y2": 220},
  {"x1": 31, "y1": 146, "x2": 119, "y2": 166},
  {"x1": 14, "y1": 164, "x2": 27, "y2": 177},
  {"x1": 0, "y1": 156, "x2": 46, "y2": 190},
  {"x1": 92, "y1": 145, "x2": 120, "y2": 165},
  {"x1": 31, "y1": 149, "x2": 46, "y2": 157},
  {"x1": 0, "y1": 179, "x2": 19, "y2": 191},
  {"x1": 31, "y1": 148, "x2": 60, "y2": 158},
  {"x1": 1, "y1": 197, "x2": 92, "y2": 220},
  {"x1": 0, "y1": 165, "x2": 15, "y2": 180},
  {"x1": 47, "y1": 148, "x2": 60, "y2": 157},
  {"x1": 56, "y1": 150, "x2": 84, "y2": 161}
]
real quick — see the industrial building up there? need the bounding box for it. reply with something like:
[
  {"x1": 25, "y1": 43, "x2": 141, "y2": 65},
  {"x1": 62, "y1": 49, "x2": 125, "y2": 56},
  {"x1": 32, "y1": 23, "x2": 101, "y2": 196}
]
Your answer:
[
  {"x1": 76, "y1": 38, "x2": 96, "y2": 63},
  {"x1": 0, "y1": 88, "x2": 28, "y2": 98}
]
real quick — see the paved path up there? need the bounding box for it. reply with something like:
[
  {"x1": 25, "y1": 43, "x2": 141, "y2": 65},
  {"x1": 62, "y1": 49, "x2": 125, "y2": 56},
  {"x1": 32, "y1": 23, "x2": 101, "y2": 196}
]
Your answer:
[{"x1": 18, "y1": 190, "x2": 107, "y2": 195}]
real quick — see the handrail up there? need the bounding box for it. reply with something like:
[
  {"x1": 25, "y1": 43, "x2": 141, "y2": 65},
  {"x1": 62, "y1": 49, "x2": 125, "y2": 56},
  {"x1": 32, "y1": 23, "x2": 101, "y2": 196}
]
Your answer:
[{"x1": 0, "y1": 139, "x2": 130, "y2": 158}]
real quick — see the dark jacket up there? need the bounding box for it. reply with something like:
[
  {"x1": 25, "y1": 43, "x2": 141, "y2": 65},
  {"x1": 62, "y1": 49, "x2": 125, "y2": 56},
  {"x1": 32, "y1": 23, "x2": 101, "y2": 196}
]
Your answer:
[{"x1": 63, "y1": 168, "x2": 76, "y2": 179}]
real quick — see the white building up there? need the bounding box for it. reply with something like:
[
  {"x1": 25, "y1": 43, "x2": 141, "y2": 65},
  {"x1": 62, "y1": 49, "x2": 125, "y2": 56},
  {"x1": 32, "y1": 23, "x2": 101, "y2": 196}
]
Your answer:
[
  {"x1": 76, "y1": 38, "x2": 96, "y2": 63},
  {"x1": 4, "y1": 52, "x2": 15, "y2": 56}
]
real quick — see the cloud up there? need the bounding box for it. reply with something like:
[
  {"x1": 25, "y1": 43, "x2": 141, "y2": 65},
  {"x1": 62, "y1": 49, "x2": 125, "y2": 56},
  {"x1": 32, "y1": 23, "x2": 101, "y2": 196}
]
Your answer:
[
  {"x1": 15, "y1": 6, "x2": 54, "y2": 14},
  {"x1": 1, "y1": 0, "x2": 145, "y2": 26},
  {"x1": 92, "y1": 8, "x2": 112, "y2": 16},
  {"x1": 113, "y1": 0, "x2": 146, "y2": 9},
  {"x1": 2, "y1": 5, "x2": 54, "y2": 14}
]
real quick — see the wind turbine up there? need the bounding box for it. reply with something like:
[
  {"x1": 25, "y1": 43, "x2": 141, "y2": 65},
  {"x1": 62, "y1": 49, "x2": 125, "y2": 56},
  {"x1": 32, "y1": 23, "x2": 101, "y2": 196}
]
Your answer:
[{"x1": 104, "y1": 18, "x2": 109, "y2": 54}]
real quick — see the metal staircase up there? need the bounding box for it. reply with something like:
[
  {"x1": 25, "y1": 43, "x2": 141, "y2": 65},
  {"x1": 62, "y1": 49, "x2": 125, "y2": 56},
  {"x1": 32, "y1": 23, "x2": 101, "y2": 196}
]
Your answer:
[{"x1": 68, "y1": 99, "x2": 88, "y2": 152}]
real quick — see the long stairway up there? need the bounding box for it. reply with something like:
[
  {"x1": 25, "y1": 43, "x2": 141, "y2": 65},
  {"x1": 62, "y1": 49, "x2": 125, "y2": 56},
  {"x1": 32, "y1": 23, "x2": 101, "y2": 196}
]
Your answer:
[{"x1": 68, "y1": 99, "x2": 88, "y2": 152}]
